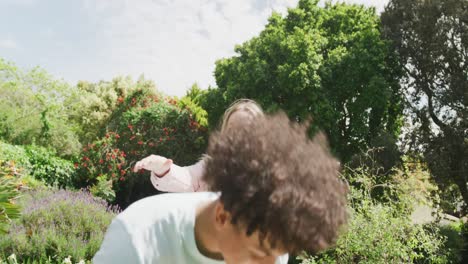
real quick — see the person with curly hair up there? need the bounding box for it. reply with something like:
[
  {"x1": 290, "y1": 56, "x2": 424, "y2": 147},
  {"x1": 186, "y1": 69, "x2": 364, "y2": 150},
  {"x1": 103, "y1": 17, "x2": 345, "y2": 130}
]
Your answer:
[
  {"x1": 133, "y1": 99, "x2": 264, "y2": 192},
  {"x1": 94, "y1": 112, "x2": 348, "y2": 264}
]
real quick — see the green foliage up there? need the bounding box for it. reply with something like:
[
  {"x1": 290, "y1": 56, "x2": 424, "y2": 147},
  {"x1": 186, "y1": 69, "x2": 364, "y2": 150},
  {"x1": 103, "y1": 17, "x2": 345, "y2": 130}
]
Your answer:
[
  {"x1": 66, "y1": 76, "x2": 157, "y2": 145},
  {"x1": 0, "y1": 142, "x2": 76, "y2": 189},
  {"x1": 0, "y1": 162, "x2": 21, "y2": 234},
  {"x1": 381, "y1": 0, "x2": 468, "y2": 213},
  {"x1": 0, "y1": 188, "x2": 118, "y2": 263},
  {"x1": 23, "y1": 145, "x2": 76, "y2": 189},
  {"x1": 196, "y1": 87, "x2": 226, "y2": 131},
  {"x1": 0, "y1": 142, "x2": 31, "y2": 171},
  {"x1": 74, "y1": 132, "x2": 126, "y2": 187},
  {"x1": 180, "y1": 84, "x2": 209, "y2": 127},
  {"x1": 300, "y1": 206, "x2": 450, "y2": 263},
  {"x1": 438, "y1": 222, "x2": 466, "y2": 263},
  {"x1": 209, "y1": 0, "x2": 403, "y2": 161},
  {"x1": 0, "y1": 58, "x2": 81, "y2": 157},
  {"x1": 0, "y1": 254, "x2": 91, "y2": 264},
  {"x1": 438, "y1": 184, "x2": 464, "y2": 217},
  {"x1": 462, "y1": 222, "x2": 468, "y2": 262},
  {"x1": 348, "y1": 132, "x2": 402, "y2": 177},
  {"x1": 0, "y1": 148, "x2": 45, "y2": 191},
  {"x1": 299, "y1": 166, "x2": 453, "y2": 264},
  {"x1": 76, "y1": 89, "x2": 208, "y2": 208},
  {"x1": 345, "y1": 157, "x2": 441, "y2": 218},
  {"x1": 90, "y1": 174, "x2": 116, "y2": 203}
]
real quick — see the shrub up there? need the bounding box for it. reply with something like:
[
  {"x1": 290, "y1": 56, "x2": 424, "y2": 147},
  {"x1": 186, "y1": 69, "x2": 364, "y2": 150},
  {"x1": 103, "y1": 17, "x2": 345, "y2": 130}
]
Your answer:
[
  {"x1": 296, "y1": 166, "x2": 452, "y2": 264},
  {"x1": 0, "y1": 142, "x2": 76, "y2": 189},
  {"x1": 0, "y1": 188, "x2": 118, "y2": 262},
  {"x1": 74, "y1": 132, "x2": 125, "y2": 189},
  {"x1": 438, "y1": 221, "x2": 466, "y2": 263},
  {"x1": 0, "y1": 253, "x2": 90, "y2": 264},
  {"x1": 0, "y1": 162, "x2": 21, "y2": 234},
  {"x1": 89, "y1": 174, "x2": 116, "y2": 203},
  {"x1": 298, "y1": 188, "x2": 450, "y2": 263},
  {"x1": 23, "y1": 145, "x2": 76, "y2": 188},
  {"x1": 300, "y1": 206, "x2": 450, "y2": 263},
  {"x1": 66, "y1": 76, "x2": 156, "y2": 146},
  {"x1": 0, "y1": 142, "x2": 31, "y2": 170},
  {"x1": 75, "y1": 89, "x2": 208, "y2": 208}
]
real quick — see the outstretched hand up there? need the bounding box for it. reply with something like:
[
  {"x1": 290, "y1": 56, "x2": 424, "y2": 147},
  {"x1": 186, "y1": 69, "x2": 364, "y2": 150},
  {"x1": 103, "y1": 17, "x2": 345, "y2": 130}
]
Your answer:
[{"x1": 133, "y1": 155, "x2": 173, "y2": 176}]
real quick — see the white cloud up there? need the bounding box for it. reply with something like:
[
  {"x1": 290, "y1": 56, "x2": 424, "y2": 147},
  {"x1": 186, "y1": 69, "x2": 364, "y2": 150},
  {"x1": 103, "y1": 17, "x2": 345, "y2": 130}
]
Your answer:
[
  {"x1": 0, "y1": 0, "x2": 389, "y2": 97},
  {"x1": 82, "y1": 0, "x2": 297, "y2": 96},
  {"x1": 79, "y1": 0, "x2": 387, "y2": 96},
  {"x1": 0, "y1": 38, "x2": 18, "y2": 49}
]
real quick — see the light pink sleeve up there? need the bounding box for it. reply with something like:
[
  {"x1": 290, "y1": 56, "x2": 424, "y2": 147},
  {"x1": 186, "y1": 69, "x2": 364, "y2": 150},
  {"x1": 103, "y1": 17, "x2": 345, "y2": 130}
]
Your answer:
[
  {"x1": 187, "y1": 159, "x2": 208, "y2": 192},
  {"x1": 150, "y1": 159, "x2": 207, "y2": 193}
]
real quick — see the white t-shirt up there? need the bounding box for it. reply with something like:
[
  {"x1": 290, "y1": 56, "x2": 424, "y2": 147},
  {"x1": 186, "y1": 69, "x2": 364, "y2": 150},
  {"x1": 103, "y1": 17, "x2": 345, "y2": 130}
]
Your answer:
[{"x1": 93, "y1": 192, "x2": 289, "y2": 264}]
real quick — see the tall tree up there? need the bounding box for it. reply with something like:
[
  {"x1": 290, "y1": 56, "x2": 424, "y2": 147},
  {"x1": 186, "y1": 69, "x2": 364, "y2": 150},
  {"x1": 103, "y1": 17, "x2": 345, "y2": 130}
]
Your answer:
[
  {"x1": 211, "y1": 0, "x2": 403, "y2": 162},
  {"x1": 65, "y1": 76, "x2": 156, "y2": 145},
  {"x1": 186, "y1": 84, "x2": 226, "y2": 130},
  {"x1": 0, "y1": 58, "x2": 80, "y2": 156},
  {"x1": 381, "y1": 0, "x2": 468, "y2": 211}
]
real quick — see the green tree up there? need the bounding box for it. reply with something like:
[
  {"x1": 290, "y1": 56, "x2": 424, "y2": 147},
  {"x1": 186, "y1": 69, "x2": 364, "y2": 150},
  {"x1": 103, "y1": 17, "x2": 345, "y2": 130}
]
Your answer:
[
  {"x1": 381, "y1": 0, "x2": 468, "y2": 213},
  {"x1": 211, "y1": 0, "x2": 403, "y2": 161},
  {"x1": 197, "y1": 86, "x2": 227, "y2": 130},
  {"x1": 0, "y1": 58, "x2": 80, "y2": 157},
  {"x1": 66, "y1": 76, "x2": 156, "y2": 145},
  {"x1": 180, "y1": 84, "x2": 209, "y2": 127}
]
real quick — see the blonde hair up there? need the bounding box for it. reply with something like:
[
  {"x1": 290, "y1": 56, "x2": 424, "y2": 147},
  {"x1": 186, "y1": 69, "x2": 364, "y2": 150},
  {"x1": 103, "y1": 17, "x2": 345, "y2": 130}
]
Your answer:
[{"x1": 220, "y1": 99, "x2": 264, "y2": 132}]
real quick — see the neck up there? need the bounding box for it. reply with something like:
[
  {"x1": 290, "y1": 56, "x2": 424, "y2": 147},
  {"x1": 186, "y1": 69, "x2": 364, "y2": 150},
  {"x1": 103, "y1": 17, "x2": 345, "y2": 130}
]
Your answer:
[{"x1": 194, "y1": 199, "x2": 224, "y2": 260}]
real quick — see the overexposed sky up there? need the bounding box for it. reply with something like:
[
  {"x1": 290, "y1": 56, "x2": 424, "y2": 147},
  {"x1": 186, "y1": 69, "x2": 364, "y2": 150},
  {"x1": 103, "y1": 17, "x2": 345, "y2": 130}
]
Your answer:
[{"x1": 0, "y1": 0, "x2": 389, "y2": 96}]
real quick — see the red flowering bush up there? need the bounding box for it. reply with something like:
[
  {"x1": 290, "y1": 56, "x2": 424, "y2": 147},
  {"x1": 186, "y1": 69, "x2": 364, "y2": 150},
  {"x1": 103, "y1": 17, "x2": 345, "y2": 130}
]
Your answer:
[
  {"x1": 76, "y1": 89, "x2": 208, "y2": 207},
  {"x1": 74, "y1": 133, "x2": 125, "y2": 203}
]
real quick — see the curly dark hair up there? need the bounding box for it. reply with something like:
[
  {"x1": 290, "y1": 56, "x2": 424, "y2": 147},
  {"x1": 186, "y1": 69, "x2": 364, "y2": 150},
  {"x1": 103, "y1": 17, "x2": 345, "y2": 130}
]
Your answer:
[{"x1": 203, "y1": 112, "x2": 348, "y2": 255}]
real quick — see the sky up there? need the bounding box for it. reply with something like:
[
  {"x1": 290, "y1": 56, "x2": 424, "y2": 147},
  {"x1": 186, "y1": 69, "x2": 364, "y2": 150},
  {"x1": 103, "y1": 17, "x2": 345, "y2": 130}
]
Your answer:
[{"x1": 0, "y1": 0, "x2": 389, "y2": 96}]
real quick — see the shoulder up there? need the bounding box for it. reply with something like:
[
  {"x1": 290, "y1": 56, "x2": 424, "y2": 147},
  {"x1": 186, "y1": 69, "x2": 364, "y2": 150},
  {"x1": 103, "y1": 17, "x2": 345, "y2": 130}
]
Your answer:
[
  {"x1": 93, "y1": 218, "x2": 141, "y2": 263},
  {"x1": 116, "y1": 192, "x2": 218, "y2": 229},
  {"x1": 102, "y1": 193, "x2": 218, "y2": 262}
]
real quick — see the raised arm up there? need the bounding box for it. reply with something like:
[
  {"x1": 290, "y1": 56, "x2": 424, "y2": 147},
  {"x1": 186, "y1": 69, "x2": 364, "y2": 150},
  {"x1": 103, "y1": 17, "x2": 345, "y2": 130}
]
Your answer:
[
  {"x1": 184, "y1": 159, "x2": 207, "y2": 192},
  {"x1": 133, "y1": 155, "x2": 207, "y2": 192}
]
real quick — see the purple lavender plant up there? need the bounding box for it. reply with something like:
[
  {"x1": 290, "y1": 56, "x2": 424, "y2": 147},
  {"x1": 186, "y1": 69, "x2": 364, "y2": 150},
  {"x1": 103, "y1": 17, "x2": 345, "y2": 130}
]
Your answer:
[{"x1": 0, "y1": 188, "x2": 119, "y2": 262}]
